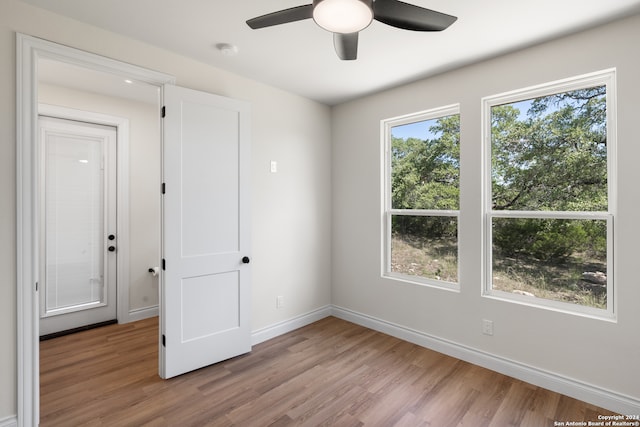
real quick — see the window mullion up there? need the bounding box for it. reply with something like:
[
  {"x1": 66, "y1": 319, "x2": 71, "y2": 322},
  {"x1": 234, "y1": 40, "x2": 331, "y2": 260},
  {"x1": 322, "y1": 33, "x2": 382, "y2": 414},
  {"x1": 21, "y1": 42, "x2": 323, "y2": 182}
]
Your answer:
[
  {"x1": 489, "y1": 210, "x2": 611, "y2": 220},
  {"x1": 390, "y1": 209, "x2": 459, "y2": 217}
]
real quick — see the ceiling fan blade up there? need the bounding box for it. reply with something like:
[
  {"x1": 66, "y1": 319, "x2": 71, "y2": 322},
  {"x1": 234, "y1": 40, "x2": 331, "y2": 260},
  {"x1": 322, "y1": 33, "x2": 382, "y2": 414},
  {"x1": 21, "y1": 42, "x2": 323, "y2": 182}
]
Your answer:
[
  {"x1": 373, "y1": 0, "x2": 457, "y2": 31},
  {"x1": 334, "y1": 32, "x2": 359, "y2": 61},
  {"x1": 246, "y1": 5, "x2": 314, "y2": 29}
]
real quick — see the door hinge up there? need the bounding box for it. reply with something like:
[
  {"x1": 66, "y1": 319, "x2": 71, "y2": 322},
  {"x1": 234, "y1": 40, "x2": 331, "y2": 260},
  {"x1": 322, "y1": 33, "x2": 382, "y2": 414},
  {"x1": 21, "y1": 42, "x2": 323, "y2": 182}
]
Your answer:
[
  {"x1": 161, "y1": 182, "x2": 166, "y2": 194},
  {"x1": 162, "y1": 259, "x2": 166, "y2": 270},
  {"x1": 162, "y1": 334, "x2": 166, "y2": 347},
  {"x1": 161, "y1": 106, "x2": 166, "y2": 118},
  {"x1": 35, "y1": 282, "x2": 38, "y2": 292}
]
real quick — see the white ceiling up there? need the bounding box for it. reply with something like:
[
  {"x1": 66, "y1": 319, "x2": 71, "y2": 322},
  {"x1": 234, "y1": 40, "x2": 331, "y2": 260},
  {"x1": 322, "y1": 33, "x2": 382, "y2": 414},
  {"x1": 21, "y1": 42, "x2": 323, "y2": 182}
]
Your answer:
[{"x1": 20, "y1": 0, "x2": 640, "y2": 105}]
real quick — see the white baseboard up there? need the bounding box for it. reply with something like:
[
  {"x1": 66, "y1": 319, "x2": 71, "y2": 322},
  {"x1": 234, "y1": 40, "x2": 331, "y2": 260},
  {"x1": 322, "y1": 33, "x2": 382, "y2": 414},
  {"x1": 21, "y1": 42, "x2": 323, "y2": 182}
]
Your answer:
[
  {"x1": 251, "y1": 305, "x2": 332, "y2": 345},
  {"x1": 125, "y1": 305, "x2": 159, "y2": 323},
  {"x1": 331, "y1": 305, "x2": 640, "y2": 415},
  {"x1": 0, "y1": 415, "x2": 17, "y2": 427}
]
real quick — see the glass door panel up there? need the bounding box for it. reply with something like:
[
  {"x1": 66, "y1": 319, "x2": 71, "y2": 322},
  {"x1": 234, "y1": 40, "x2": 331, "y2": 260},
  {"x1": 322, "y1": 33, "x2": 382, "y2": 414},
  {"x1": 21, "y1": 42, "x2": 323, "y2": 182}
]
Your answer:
[{"x1": 44, "y1": 131, "x2": 105, "y2": 314}]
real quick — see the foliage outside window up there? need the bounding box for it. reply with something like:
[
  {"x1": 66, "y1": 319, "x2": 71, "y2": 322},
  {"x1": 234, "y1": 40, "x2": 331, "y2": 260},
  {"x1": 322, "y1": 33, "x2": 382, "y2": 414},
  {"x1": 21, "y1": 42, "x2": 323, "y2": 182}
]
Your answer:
[
  {"x1": 484, "y1": 70, "x2": 616, "y2": 316},
  {"x1": 383, "y1": 105, "x2": 460, "y2": 288}
]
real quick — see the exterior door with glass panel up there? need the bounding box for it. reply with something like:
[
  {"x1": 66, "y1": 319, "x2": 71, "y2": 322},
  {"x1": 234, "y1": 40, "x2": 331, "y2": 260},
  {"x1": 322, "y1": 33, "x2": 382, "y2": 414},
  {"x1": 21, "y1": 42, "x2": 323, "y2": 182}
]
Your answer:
[{"x1": 38, "y1": 116, "x2": 117, "y2": 336}]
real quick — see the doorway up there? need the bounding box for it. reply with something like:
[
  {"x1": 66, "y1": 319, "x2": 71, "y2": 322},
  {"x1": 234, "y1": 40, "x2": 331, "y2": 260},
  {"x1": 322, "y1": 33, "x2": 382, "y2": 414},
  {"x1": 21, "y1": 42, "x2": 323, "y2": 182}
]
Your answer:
[
  {"x1": 18, "y1": 33, "x2": 252, "y2": 425},
  {"x1": 17, "y1": 33, "x2": 175, "y2": 425},
  {"x1": 38, "y1": 115, "x2": 118, "y2": 337}
]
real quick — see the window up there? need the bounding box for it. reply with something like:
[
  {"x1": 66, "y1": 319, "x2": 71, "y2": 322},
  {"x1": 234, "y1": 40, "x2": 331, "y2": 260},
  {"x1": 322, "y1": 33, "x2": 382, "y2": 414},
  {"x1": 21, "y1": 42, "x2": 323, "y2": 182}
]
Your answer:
[
  {"x1": 483, "y1": 70, "x2": 616, "y2": 316},
  {"x1": 383, "y1": 105, "x2": 460, "y2": 288}
]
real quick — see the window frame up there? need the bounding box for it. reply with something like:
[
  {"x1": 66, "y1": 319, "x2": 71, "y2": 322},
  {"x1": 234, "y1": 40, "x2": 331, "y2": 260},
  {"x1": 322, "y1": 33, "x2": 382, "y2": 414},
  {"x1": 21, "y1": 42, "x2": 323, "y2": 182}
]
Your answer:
[
  {"x1": 382, "y1": 104, "x2": 461, "y2": 290},
  {"x1": 481, "y1": 69, "x2": 617, "y2": 319}
]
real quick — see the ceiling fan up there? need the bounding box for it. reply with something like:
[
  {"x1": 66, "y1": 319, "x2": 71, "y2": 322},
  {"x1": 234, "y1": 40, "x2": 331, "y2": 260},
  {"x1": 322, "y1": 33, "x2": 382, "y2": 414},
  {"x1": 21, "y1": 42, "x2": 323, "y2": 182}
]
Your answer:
[{"x1": 246, "y1": 0, "x2": 457, "y2": 60}]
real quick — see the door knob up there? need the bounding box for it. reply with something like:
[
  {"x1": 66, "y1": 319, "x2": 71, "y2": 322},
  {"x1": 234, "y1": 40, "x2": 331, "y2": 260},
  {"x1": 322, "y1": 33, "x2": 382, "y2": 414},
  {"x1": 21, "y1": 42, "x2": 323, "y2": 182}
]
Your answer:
[
  {"x1": 108, "y1": 246, "x2": 116, "y2": 252},
  {"x1": 242, "y1": 256, "x2": 250, "y2": 264}
]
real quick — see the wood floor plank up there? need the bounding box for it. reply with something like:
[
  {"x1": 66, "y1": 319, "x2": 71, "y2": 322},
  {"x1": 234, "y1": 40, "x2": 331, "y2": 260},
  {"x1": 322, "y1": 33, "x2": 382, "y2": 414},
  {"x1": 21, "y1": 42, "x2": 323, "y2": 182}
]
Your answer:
[
  {"x1": 40, "y1": 316, "x2": 618, "y2": 426},
  {"x1": 458, "y1": 373, "x2": 514, "y2": 426}
]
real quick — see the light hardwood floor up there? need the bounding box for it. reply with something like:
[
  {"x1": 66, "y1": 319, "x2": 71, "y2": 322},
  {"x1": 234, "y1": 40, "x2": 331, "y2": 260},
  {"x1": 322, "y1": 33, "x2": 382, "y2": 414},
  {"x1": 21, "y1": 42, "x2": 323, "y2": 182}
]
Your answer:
[{"x1": 40, "y1": 316, "x2": 616, "y2": 426}]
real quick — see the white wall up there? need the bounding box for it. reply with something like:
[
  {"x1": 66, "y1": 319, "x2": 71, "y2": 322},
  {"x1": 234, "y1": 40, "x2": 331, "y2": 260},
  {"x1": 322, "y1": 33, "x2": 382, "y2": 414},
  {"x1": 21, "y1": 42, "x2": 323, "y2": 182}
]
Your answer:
[
  {"x1": 331, "y1": 13, "x2": 640, "y2": 407},
  {"x1": 39, "y1": 83, "x2": 161, "y2": 315},
  {"x1": 0, "y1": 0, "x2": 332, "y2": 419}
]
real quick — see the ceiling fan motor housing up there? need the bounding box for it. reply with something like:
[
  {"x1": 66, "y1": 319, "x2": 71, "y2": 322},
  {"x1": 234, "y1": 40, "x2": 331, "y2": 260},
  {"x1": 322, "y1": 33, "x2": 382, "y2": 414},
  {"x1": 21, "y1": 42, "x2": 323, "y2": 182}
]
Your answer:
[{"x1": 312, "y1": 0, "x2": 374, "y2": 34}]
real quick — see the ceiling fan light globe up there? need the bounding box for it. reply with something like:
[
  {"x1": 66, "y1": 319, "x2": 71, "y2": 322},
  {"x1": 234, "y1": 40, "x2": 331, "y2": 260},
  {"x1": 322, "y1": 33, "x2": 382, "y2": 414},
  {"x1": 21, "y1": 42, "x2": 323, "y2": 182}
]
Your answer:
[{"x1": 312, "y1": 0, "x2": 373, "y2": 34}]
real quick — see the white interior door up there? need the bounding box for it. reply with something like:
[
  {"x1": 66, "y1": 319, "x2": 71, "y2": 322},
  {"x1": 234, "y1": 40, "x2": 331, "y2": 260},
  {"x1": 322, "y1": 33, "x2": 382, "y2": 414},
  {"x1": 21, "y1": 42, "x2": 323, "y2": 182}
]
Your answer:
[
  {"x1": 161, "y1": 85, "x2": 251, "y2": 379},
  {"x1": 38, "y1": 116, "x2": 118, "y2": 336}
]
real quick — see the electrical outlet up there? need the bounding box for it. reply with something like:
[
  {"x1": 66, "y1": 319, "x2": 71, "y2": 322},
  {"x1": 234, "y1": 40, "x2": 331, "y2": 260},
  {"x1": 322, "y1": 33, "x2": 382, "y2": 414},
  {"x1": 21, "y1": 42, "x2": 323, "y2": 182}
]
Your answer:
[
  {"x1": 276, "y1": 295, "x2": 284, "y2": 309},
  {"x1": 482, "y1": 319, "x2": 494, "y2": 336}
]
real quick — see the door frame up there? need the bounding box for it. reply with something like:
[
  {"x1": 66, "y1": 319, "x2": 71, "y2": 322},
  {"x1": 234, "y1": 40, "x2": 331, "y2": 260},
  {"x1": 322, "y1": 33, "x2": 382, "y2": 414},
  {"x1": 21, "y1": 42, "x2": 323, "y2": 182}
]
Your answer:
[
  {"x1": 16, "y1": 33, "x2": 175, "y2": 426},
  {"x1": 38, "y1": 104, "x2": 129, "y2": 329}
]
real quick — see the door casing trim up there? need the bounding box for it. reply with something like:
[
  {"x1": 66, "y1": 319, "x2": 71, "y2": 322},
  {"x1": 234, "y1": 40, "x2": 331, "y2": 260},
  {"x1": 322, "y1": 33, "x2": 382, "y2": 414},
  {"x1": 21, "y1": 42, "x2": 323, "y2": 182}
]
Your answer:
[{"x1": 16, "y1": 33, "x2": 175, "y2": 426}]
